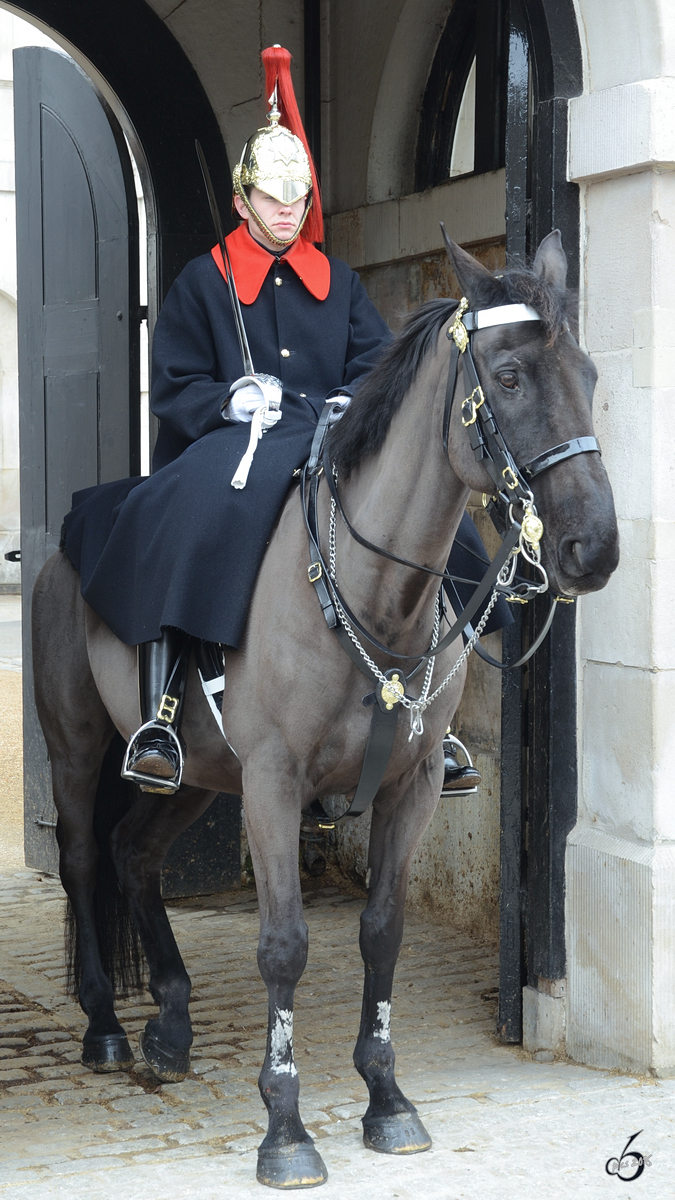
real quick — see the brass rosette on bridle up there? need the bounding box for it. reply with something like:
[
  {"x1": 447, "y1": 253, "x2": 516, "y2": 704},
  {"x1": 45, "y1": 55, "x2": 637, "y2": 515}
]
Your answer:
[
  {"x1": 232, "y1": 94, "x2": 313, "y2": 248},
  {"x1": 521, "y1": 506, "x2": 544, "y2": 550},
  {"x1": 449, "y1": 297, "x2": 470, "y2": 354}
]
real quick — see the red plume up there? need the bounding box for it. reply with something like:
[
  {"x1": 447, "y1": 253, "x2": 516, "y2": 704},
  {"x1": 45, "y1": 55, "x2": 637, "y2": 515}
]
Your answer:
[{"x1": 261, "y1": 45, "x2": 323, "y2": 244}]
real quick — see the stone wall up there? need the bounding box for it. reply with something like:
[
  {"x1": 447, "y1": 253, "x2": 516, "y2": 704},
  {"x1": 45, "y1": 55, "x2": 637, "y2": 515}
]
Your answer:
[{"x1": 567, "y1": 2, "x2": 675, "y2": 1074}]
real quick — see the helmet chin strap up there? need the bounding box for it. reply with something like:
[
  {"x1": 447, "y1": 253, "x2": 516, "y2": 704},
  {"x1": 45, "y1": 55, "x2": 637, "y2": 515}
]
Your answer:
[{"x1": 241, "y1": 190, "x2": 313, "y2": 249}]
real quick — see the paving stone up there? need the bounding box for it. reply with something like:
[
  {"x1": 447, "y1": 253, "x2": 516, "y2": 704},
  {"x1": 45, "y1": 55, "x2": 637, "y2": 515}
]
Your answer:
[
  {"x1": 110, "y1": 1095, "x2": 168, "y2": 1113},
  {"x1": 86, "y1": 1137, "x2": 170, "y2": 1156},
  {"x1": 1, "y1": 871, "x2": 674, "y2": 1199},
  {"x1": 36, "y1": 1155, "x2": 127, "y2": 1176},
  {"x1": 170, "y1": 1123, "x2": 256, "y2": 1145}
]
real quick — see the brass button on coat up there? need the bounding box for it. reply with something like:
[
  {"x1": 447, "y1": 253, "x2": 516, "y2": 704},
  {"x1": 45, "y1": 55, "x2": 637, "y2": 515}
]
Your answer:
[
  {"x1": 275, "y1": 277, "x2": 282, "y2": 286},
  {"x1": 280, "y1": 348, "x2": 290, "y2": 357}
]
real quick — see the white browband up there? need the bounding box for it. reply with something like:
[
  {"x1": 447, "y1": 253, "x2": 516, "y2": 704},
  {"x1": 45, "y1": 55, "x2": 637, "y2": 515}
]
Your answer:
[{"x1": 465, "y1": 303, "x2": 540, "y2": 331}]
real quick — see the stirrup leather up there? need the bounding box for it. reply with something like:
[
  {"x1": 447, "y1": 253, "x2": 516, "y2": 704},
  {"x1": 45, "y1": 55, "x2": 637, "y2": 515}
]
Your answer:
[{"x1": 122, "y1": 720, "x2": 184, "y2": 794}]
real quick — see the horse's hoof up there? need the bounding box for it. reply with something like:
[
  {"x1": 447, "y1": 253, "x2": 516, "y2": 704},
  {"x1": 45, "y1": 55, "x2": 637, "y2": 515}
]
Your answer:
[
  {"x1": 139, "y1": 1029, "x2": 190, "y2": 1082},
  {"x1": 362, "y1": 1110, "x2": 432, "y2": 1154},
  {"x1": 256, "y1": 1142, "x2": 328, "y2": 1189},
  {"x1": 81, "y1": 1033, "x2": 135, "y2": 1073}
]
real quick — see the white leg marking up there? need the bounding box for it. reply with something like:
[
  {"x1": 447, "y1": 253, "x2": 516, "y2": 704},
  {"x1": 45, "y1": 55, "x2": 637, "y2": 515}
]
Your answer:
[
  {"x1": 374, "y1": 999, "x2": 392, "y2": 1043},
  {"x1": 270, "y1": 1008, "x2": 298, "y2": 1076}
]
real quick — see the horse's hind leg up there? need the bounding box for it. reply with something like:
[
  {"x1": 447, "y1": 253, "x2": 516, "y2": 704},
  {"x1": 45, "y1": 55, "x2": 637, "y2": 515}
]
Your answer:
[
  {"x1": 353, "y1": 768, "x2": 441, "y2": 1155},
  {"x1": 32, "y1": 553, "x2": 136, "y2": 1071},
  {"x1": 243, "y1": 772, "x2": 328, "y2": 1189},
  {"x1": 111, "y1": 786, "x2": 215, "y2": 1082}
]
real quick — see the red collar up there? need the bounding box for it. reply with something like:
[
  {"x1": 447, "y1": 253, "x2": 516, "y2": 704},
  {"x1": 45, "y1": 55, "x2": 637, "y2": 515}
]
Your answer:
[{"x1": 211, "y1": 224, "x2": 330, "y2": 304}]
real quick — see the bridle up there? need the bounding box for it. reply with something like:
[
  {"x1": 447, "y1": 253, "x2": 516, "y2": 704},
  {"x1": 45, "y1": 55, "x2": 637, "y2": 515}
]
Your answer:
[
  {"x1": 440, "y1": 297, "x2": 599, "y2": 667},
  {"x1": 301, "y1": 294, "x2": 601, "y2": 825},
  {"x1": 443, "y1": 297, "x2": 599, "y2": 538}
]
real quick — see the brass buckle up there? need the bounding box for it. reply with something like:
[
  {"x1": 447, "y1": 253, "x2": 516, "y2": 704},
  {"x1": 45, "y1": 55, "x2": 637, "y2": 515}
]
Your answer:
[
  {"x1": 448, "y1": 297, "x2": 470, "y2": 353},
  {"x1": 502, "y1": 465, "x2": 519, "y2": 490},
  {"x1": 461, "y1": 386, "x2": 485, "y2": 427},
  {"x1": 308, "y1": 561, "x2": 322, "y2": 584},
  {"x1": 157, "y1": 694, "x2": 179, "y2": 723}
]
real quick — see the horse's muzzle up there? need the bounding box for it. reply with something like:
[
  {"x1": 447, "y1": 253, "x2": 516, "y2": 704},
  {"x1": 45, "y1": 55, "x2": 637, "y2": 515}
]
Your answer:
[{"x1": 554, "y1": 524, "x2": 620, "y2": 595}]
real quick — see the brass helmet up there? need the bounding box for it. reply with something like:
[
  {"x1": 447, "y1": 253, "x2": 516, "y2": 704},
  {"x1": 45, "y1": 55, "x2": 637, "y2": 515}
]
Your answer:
[{"x1": 232, "y1": 45, "x2": 323, "y2": 247}]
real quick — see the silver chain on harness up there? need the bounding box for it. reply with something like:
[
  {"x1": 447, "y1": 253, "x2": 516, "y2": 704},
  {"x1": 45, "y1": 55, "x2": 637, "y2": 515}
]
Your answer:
[{"x1": 327, "y1": 481, "x2": 502, "y2": 739}]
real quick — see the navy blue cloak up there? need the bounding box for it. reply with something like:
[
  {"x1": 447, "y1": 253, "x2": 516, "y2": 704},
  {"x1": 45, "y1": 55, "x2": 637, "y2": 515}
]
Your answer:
[{"x1": 63, "y1": 243, "x2": 511, "y2": 647}]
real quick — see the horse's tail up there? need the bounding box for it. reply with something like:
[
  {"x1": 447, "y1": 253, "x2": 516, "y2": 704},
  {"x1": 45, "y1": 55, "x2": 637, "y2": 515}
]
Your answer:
[{"x1": 65, "y1": 733, "x2": 145, "y2": 998}]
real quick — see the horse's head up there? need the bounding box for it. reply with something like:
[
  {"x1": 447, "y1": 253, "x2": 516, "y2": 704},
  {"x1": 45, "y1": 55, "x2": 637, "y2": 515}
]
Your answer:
[{"x1": 444, "y1": 232, "x2": 619, "y2": 596}]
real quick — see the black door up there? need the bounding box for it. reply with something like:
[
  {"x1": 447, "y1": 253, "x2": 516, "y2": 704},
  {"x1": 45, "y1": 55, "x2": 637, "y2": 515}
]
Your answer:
[
  {"x1": 14, "y1": 46, "x2": 240, "y2": 894},
  {"x1": 15, "y1": 46, "x2": 140, "y2": 873}
]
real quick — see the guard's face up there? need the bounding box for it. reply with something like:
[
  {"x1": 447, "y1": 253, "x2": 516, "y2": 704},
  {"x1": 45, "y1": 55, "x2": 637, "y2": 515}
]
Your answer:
[{"x1": 234, "y1": 188, "x2": 307, "y2": 249}]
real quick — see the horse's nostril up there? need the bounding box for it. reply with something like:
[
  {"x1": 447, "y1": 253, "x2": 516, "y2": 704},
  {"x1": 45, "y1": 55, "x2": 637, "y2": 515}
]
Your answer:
[
  {"x1": 560, "y1": 535, "x2": 588, "y2": 577},
  {"x1": 559, "y1": 530, "x2": 619, "y2": 581}
]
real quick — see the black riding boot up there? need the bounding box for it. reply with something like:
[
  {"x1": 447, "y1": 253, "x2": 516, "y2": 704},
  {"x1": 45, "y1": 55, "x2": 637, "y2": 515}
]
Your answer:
[
  {"x1": 122, "y1": 629, "x2": 191, "y2": 794},
  {"x1": 441, "y1": 731, "x2": 482, "y2": 796}
]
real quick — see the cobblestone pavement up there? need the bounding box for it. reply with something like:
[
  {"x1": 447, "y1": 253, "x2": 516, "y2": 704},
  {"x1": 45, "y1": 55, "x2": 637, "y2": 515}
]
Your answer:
[{"x1": 0, "y1": 869, "x2": 673, "y2": 1199}]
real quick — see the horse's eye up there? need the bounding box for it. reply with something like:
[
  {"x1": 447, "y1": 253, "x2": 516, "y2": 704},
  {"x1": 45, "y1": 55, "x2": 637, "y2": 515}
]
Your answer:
[{"x1": 498, "y1": 372, "x2": 519, "y2": 391}]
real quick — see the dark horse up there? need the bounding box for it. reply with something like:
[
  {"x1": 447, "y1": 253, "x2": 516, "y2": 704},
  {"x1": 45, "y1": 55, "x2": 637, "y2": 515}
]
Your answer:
[{"x1": 32, "y1": 234, "x2": 618, "y2": 1188}]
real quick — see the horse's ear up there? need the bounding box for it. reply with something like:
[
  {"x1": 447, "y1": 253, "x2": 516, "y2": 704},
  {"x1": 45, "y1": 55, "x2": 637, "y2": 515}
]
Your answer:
[
  {"x1": 440, "y1": 223, "x2": 499, "y2": 304},
  {"x1": 532, "y1": 230, "x2": 567, "y2": 292}
]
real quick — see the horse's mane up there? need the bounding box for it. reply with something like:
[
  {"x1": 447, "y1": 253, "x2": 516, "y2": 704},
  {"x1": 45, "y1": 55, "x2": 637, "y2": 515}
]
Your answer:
[{"x1": 329, "y1": 263, "x2": 576, "y2": 475}]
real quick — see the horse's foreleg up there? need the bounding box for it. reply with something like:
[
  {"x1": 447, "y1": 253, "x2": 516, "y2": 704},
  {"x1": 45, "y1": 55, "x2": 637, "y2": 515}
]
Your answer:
[
  {"x1": 110, "y1": 786, "x2": 214, "y2": 1082},
  {"x1": 244, "y1": 778, "x2": 328, "y2": 1190},
  {"x1": 353, "y1": 762, "x2": 441, "y2": 1155}
]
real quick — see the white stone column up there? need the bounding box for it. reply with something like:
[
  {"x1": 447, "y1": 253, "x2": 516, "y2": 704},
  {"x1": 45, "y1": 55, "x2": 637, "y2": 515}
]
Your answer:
[{"x1": 567, "y1": 78, "x2": 675, "y2": 1074}]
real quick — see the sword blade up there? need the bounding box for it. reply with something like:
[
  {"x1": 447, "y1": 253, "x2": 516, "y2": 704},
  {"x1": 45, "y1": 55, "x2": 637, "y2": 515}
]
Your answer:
[{"x1": 195, "y1": 139, "x2": 254, "y2": 377}]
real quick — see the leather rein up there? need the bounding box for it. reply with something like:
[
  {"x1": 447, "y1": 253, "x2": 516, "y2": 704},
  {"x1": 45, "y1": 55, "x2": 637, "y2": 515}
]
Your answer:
[{"x1": 302, "y1": 296, "x2": 600, "y2": 826}]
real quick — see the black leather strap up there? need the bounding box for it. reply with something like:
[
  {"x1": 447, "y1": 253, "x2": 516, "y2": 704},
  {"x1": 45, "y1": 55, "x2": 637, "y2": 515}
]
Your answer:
[
  {"x1": 522, "y1": 436, "x2": 600, "y2": 479},
  {"x1": 442, "y1": 339, "x2": 461, "y2": 453},
  {"x1": 307, "y1": 400, "x2": 341, "y2": 476},
  {"x1": 471, "y1": 595, "x2": 560, "y2": 670},
  {"x1": 308, "y1": 662, "x2": 403, "y2": 825}
]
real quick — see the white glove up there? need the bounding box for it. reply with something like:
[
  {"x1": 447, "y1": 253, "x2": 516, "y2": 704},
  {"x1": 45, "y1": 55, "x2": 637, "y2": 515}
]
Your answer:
[
  {"x1": 224, "y1": 374, "x2": 282, "y2": 426},
  {"x1": 328, "y1": 394, "x2": 351, "y2": 424},
  {"x1": 227, "y1": 375, "x2": 283, "y2": 490}
]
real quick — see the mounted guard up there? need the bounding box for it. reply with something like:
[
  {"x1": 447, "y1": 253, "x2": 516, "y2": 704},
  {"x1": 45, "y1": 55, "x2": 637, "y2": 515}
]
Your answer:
[
  {"x1": 34, "y1": 145, "x2": 619, "y2": 1187},
  {"x1": 62, "y1": 44, "x2": 508, "y2": 797}
]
